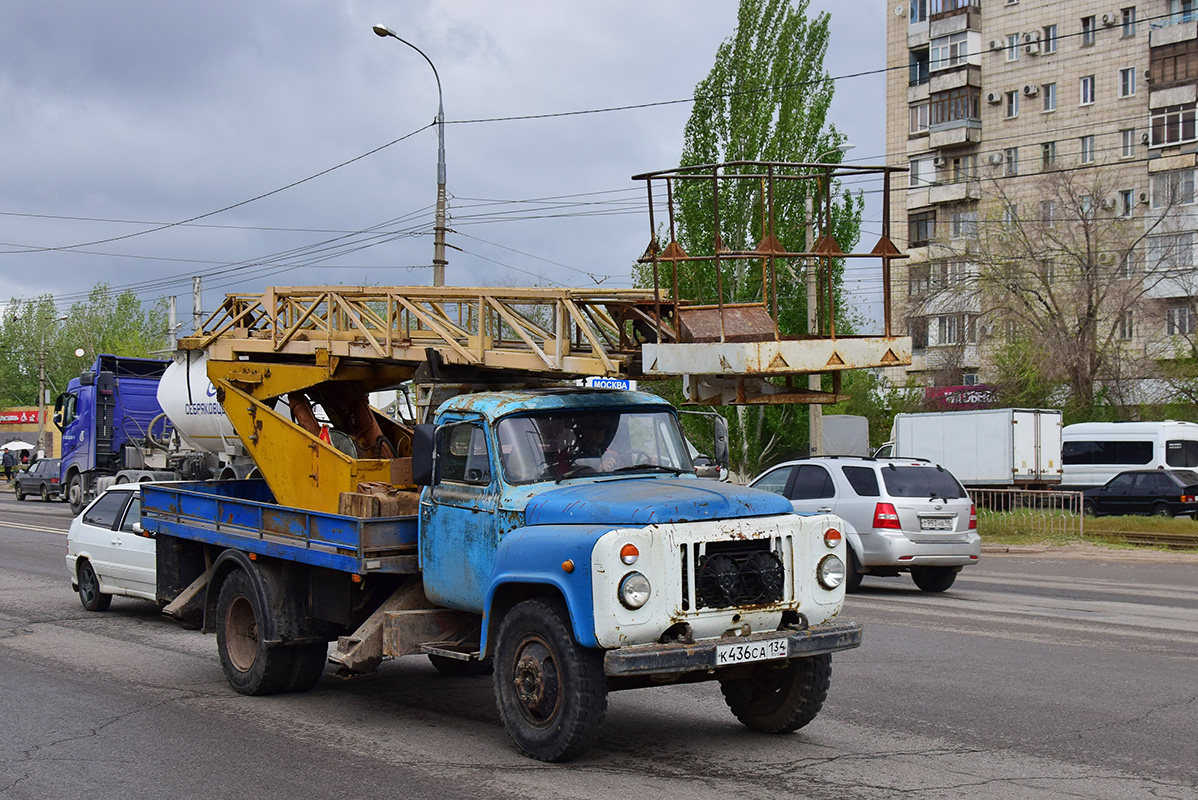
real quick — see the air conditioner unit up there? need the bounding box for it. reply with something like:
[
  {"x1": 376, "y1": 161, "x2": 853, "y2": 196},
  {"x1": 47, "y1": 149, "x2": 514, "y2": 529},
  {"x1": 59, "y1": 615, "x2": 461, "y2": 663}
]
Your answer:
[
  {"x1": 1141, "y1": 132, "x2": 1151, "y2": 145},
  {"x1": 1021, "y1": 31, "x2": 1042, "y2": 44},
  {"x1": 1101, "y1": 12, "x2": 1118, "y2": 26},
  {"x1": 1025, "y1": 42, "x2": 1041, "y2": 56},
  {"x1": 987, "y1": 152, "x2": 1004, "y2": 165},
  {"x1": 894, "y1": 4, "x2": 907, "y2": 17},
  {"x1": 1139, "y1": 191, "x2": 1149, "y2": 204},
  {"x1": 933, "y1": 155, "x2": 947, "y2": 167},
  {"x1": 989, "y1": 39, "x2": 1004, "y2": 51},
  {"x1": 1023, "y1": 84, "x2": 1039, "y2": 97},
  {"x1": 1101, "y1": 197, "x2": 1116, "y2": 210},
  {"x1": 987, "y1": 91, "x2": 1003, "y2": 104}
]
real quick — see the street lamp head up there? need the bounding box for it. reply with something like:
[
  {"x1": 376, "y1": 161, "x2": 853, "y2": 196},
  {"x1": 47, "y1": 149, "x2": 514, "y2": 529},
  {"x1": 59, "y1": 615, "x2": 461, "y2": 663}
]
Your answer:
[{"x1": 372, "y1": 23, "x2": 396, "y2": 38}]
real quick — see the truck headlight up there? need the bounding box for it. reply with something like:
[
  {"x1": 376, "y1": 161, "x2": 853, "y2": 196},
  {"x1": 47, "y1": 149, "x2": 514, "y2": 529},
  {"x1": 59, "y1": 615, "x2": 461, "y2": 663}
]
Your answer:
[
  {"x1": 619, "y1": 572, "x2": 651, "y2": 609},
  {"x1": 817, "y1": 555, "x2": 845, "y2": 590}
]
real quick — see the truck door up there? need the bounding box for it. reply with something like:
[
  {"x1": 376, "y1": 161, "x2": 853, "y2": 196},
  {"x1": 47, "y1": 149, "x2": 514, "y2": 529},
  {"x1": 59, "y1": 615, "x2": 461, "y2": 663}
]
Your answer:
[{"x1": 419, "y1": 418, "x2": 499, "y2": 612}]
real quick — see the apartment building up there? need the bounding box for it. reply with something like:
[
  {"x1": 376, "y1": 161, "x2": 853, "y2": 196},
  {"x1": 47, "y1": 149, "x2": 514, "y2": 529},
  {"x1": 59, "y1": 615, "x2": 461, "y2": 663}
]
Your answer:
[{"x1": 886, "y1": 0, "x2": 1198, "y2": 399}]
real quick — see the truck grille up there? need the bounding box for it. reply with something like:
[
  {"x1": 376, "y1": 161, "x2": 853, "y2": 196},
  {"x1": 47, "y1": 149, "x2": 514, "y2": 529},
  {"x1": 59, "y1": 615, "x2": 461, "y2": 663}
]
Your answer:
[{"x1": 679, "y1": 537, "x2": 791, "y2": 611}]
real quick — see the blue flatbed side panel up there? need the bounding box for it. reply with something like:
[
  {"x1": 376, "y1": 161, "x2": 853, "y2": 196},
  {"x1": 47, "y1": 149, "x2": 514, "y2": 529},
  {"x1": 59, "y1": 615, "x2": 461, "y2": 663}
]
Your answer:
[{"x1": 141, "y1": 480, "x2": 418, "y2": 574}]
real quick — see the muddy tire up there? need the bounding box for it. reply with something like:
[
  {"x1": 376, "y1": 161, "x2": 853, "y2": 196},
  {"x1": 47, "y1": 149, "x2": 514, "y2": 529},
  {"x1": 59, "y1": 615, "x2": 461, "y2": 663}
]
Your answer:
[
  {"x1": 911, "y1": 566, "x2": 957, "y2": 593},
  {"x1": 40, "y1": 484, "x2": 52, "y2": 502},
  {"x1": 282, "y1": 642, "x2": 328, "y2": 693},
  {"x1": 428, "y1": 653, "x2": 493, "y2": 676},
  {"x1": 494, "y1": 598, "x2": 607, "y2": 762},
  {"x1": 14, "y1": 486, "x2": 25, "y2": 501},
  {"x1": 77, "y1": 560, "x2": 111, "y2": 612},
  {"x1": 215, "y1": 569, "x2": 292, "y2": 696},
  {"x1": 1152, "y1": 502, "x2": 1173, "y2": 518},
  {"x1": 719, "y1": 653, "x2": 831, "y2": 734}
]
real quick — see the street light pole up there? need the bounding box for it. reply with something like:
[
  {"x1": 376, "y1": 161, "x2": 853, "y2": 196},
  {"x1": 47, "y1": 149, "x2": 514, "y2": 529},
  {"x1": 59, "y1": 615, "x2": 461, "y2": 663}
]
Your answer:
[
  {"x1": 808, "y1": 143, "x2": 854, "y2": 456},
  {"x1": 373, "y1": 24, "x2": 448, "y2": 287}
]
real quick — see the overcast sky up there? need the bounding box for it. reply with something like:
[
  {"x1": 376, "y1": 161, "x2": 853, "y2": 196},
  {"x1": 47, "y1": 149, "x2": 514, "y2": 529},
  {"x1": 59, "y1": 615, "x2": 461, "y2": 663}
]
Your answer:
[{"x1": 0, "y1": 1, "x2": 887, "y2": 333}]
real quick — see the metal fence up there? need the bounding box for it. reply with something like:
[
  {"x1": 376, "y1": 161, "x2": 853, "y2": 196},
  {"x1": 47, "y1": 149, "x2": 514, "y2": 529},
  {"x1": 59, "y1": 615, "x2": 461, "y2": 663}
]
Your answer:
[{"x1": 968, "y1": 488, "x2": 1086, "y2": 538}]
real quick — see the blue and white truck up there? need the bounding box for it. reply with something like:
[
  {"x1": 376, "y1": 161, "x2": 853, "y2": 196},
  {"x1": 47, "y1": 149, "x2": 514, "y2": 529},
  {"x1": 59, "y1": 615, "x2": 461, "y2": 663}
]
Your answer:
[
  {"x1": 142, "y1": 387, "x2": 861, "y2": 762},
  {"x1": 54, "y1": 353, "x2": 256, "y2": 513}
]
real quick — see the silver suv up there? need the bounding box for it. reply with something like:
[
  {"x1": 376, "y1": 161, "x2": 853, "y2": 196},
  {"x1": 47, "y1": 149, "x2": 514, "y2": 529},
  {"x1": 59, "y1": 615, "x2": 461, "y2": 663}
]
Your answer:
[{"x1": 750, "y1": 456, "x2": 980, "y2": 592}]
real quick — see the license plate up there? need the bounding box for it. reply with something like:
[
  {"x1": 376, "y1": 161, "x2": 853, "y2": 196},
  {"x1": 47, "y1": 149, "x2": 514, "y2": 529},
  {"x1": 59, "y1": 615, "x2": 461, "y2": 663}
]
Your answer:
[
  {"x1": 920, "y1": 517, "x2": 953, "y2": 530},
  {"x1": 715, "y1": 637, "x2": 788, "y2": 667}
]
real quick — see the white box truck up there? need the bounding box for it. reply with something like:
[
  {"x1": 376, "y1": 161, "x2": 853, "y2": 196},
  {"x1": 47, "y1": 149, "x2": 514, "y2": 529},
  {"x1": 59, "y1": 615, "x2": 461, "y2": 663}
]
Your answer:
[{"x1": 875, "y1": 409, "x2": 1063, "y2": 488}]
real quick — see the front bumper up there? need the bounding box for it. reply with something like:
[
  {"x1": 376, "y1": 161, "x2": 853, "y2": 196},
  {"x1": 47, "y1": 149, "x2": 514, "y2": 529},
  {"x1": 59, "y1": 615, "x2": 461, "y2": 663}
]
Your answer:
[{"x1": 602, "y1": 619, "x2": 862, "y2": 678}]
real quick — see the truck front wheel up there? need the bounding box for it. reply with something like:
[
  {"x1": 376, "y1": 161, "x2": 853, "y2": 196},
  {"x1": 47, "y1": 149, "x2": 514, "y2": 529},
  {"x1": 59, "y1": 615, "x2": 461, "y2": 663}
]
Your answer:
[
  {"x1": 493, "y1": 598, "x2": 608, "y2": 762},
  {"x1": 719, "y1": 653, "x2": 831, "y2": 734},
  {"x1": 215, "y1": 570, "x2": 293, "y2": 696},
  {"x1": 67, "y1": 474, "x2": 86, "y2": 515}
]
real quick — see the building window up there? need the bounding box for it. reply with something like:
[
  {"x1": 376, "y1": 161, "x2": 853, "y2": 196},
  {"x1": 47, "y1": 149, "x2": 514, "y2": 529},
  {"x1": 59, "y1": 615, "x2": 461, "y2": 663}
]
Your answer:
[
  {"x1": 1151, "y1": 169, "x2": 1196, "y2": 207},
  {"x1": 1121, "y1": 7, "x2": 1136, "y2": 36},
  {"x1": 1120, "y1": 128, "x2": 1136, "y2": 158},
  {"x1": 1081, "y1": 16, "x2": 1097, "y2": 46},
  {"x1": 909, "y1": 155, "x2": 936, "y2": 187},
  {"x1": 1120, "y1": 67, "x2": 1136, "y2": 97},
  {"x1": 1169, "y1": 0, "x2": 1196, "y2": 25},
  {"x1": 1041, "y1": 141, "x2": 1057, "y2": 170},
  {"x1": 951, "y1": 155, "x2": 977, "y2": 182},
  {"x1": 1120, "y1": 249, "x2": 1137, "y2": 277},
  {"x1": 1006, "y1": 90, "x2": 1019, "y2": 118},
  {"x1": 930, "y1": 32, "x2": 969, "y2": 71},
  {"x1": 1150, "y1": 104, "x2": 1197, "y2": 147},
  {"x1": 910, "y1": 0, "x2": 929, "y2": 24},
  {"x1": 1152, "y1": 39, "x2": 1198, "y2": 89},
  {"x1": 949, "y1": 209, "x2": 978, "y2": 238},
  {"x1": 1148, "y1": 231, "x2": 1194, "y2": 271},
  {"x1": 1005, "y1": 147, "x2": 1019, "y2": 175},
  {"x1": 1006, "y1": 33, "x2": 1020, "y2": 62},
  {"x1": 1167, "y1": 305, "x2": 1195, "y2": 336},
  {"x1": 909, "y1": 210, "x2": 936, "y2": 246},
  {"x1": 909, "y1": 318, "x2": 928, "y2": 350},
  {"x1": 909, "y1": 48, "x2": 930, "y2": 86},
  {"x1": 1119, "y1": 189, "x2": 1134, "y2": 217},
  {"x1": 930, "y1": 86, "x2": 981, "y2": 125},
  {"x1": 1080, "y1": 75, "x2": 1095, "y2": 105},
  {"x1": 1117, "y1": 310, "x2": 1134, "y2": 341},
  {"x1": 910, "y1": 102, "x2": 930, "y2": 134},
  {"x1": 1002, "y1": 203, "x2": 1018, "y2": 229},
  {"x1": 938, "y1": 315, "x2": 961, "y2": 345},
  {"x1": 1081, "y1": 135, "x2": 1096, "y2": 164},
  {"x1": 908, "y1": 265, "x2": 931, "y2": 295},
  {"x1": 1041, "y1": 199, "x2": 1056, "y2": 227},
  {"x1": 1042, "y1": 82, "x2": 1057, "y2": 112},
  {"x1": 1043, "y1": 24, "x2": 1058, "y2": 54}
]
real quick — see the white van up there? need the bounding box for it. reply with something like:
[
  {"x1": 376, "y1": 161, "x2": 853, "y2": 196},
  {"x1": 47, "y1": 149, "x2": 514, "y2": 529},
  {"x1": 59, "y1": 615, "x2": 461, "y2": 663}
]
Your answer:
[{"x1": 1061, "y1": 421, "x2": 1198, "y2": 488}]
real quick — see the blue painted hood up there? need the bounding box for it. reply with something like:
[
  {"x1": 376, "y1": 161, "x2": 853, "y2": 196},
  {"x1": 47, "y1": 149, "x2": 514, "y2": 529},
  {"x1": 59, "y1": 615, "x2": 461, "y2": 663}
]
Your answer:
[{"x1": 523, "y1": 477, "x2": 792, "y2": 526}]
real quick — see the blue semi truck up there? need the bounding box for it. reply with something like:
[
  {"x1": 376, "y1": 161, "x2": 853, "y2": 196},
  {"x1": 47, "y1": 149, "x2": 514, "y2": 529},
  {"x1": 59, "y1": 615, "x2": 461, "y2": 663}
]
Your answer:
[{"x1": 141, "y1": 387, "x2": 861, "y2": 762}]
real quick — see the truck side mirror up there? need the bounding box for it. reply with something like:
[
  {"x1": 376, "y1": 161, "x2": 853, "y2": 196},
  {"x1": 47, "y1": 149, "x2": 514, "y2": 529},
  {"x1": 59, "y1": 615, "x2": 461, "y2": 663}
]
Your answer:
[
  {"x1": 412, "y1": 424, "x2": 437, "y2": 486},
  {"x1": 79, "y1": 371, "x2": 95, "y2": 387},
  {"x1": 712, "y1": 415, "x2": 729, "y2": 469}
]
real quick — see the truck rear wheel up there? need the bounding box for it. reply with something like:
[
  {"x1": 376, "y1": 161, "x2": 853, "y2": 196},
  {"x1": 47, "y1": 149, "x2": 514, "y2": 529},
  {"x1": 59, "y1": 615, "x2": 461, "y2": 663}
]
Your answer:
[
  {"x1": 719, "y1": 653, "x2": 831, "y2": 734},
  {"x1": 215, "y1": 570, "x2": 293, "y2": 696},
  {"x1": 494, "y1": 598, "x2": 607, "y2": 762},
  {"x1": 283, "y1": 642, "x2": 328, "y2": 693}
]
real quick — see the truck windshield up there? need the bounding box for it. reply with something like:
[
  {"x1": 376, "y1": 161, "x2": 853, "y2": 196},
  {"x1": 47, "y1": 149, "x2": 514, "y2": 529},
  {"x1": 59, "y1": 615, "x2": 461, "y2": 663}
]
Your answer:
[{"x1": 495, "y1": 409, "x2": 693, "y2": 484}]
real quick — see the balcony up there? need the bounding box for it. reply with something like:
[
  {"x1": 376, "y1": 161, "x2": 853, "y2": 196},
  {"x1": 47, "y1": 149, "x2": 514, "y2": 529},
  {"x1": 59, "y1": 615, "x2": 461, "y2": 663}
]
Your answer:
[
  {"x1": 929, "y1": 180, "x2": 980, "y2": 204},
  {"x1": 929, "y1": 122, "x2": 982, "y2": 148}
]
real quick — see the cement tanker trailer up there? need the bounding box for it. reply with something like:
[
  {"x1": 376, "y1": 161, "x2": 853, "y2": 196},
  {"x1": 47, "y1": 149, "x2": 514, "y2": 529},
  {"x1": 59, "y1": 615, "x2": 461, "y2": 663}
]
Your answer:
[{"x1": 56, "y1": 352, "x2": 259, "y2": 512}]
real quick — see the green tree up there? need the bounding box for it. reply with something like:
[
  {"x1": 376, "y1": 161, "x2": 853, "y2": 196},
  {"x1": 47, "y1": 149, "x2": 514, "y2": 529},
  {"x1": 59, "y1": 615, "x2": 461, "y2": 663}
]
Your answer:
[
  {"x1": 0, "y1": 284, "x2": 170, "y2": 409},
  {"x1": 637, "y1": 0, "x2": 863, "y2": 478}
]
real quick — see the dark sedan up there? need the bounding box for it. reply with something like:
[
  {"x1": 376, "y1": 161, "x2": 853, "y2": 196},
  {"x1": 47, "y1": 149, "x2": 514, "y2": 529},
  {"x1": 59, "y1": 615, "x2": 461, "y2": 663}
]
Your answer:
[
  {"x1": 1082, "y1": 469, "x2": 1198, "y2": 518},
  {"x1": 13, "y1": 458, "x2": 63, "y2": 502}
]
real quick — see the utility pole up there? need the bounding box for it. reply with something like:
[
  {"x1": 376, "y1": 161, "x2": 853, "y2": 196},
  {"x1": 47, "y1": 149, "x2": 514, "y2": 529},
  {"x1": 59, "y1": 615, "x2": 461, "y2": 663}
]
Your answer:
[
  {"x1": 168, "y1": 295, "x2": 178, "y2": 350},
  {"x1": 806, "y1": 195, "x2": 823, "y2": 456},
  {"x1": 36, "y1": 314, "x2": 68, "y2": 456}
]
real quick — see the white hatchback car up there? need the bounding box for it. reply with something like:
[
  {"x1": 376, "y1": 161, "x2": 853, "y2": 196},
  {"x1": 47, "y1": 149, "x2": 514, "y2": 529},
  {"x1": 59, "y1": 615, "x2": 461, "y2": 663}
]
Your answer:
[
  {"x1": 66, "y1": 484, "x2": 156, "y2": 611},
  {"x1": 750, "y1": 456, "x2": 981, "y2": 592}
]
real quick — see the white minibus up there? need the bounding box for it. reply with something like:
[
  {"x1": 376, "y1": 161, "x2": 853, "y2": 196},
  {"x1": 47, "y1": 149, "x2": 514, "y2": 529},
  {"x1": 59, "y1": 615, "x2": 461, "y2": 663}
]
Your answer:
[{"x1": 1061, "y1": 421, "x2": 1198, "y2": 488}]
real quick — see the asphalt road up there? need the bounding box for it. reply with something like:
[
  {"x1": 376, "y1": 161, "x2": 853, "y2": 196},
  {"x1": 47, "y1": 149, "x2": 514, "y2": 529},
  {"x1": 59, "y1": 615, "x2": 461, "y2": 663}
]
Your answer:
[{"x1": 1, "y1": 491, "x2": 1196, "y2": 800}]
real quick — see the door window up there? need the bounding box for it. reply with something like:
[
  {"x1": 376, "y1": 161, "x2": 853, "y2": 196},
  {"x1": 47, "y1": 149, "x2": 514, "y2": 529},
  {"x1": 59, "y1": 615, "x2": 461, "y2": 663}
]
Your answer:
[
  {"x1": 752, "y1": 467, "x2": 793, "y2": 495},
  {"x1": 789, "y1": 465, "x2": 835, "y2": 500},
  {"x1": 1106, "y1": 473, "x2": 1135, "y2": 491},
  {"x1": 440, "y1": 423, "x2": 491, "y2": 485},
  {"x1": 119, "y1": 495, "x2": 142, "y2": 533},
  {"x1": 83, "y1": 490, "x2": 132, "y2": 529}
]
